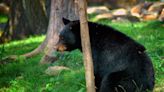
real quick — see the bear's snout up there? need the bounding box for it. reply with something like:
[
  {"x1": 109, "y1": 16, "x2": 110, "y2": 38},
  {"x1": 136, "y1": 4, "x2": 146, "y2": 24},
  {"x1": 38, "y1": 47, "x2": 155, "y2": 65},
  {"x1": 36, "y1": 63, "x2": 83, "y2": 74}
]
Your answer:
[{"x1": 55, "y1": 43, "x2": 67, "y2": 52}]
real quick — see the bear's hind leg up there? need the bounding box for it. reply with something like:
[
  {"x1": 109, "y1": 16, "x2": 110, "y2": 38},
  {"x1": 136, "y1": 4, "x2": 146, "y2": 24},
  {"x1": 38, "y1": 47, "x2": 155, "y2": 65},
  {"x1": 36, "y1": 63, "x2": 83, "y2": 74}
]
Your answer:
[{"x1": 99, "y1": 70, "x2": 139, "y2": 92}]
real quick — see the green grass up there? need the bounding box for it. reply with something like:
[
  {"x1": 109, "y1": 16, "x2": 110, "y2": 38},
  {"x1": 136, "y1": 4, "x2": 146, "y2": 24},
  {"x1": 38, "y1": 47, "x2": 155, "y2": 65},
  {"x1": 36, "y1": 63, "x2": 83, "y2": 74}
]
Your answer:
[
  {"x1": 0, "y1": 14, "x2": 8, "y2": 23},
  {"x1": 0, "y1": 14, "x2": 163, "y2": 92},
  {"x1": 0, "y1": 14, "x2": 8, "y2": 36}
]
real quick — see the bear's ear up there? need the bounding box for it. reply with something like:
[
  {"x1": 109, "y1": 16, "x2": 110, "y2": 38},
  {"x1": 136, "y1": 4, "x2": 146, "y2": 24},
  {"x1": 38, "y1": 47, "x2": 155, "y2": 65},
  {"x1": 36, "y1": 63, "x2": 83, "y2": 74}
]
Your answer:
[{"x1": 62, "y1": 18, "x2": 71, "y2": 25}]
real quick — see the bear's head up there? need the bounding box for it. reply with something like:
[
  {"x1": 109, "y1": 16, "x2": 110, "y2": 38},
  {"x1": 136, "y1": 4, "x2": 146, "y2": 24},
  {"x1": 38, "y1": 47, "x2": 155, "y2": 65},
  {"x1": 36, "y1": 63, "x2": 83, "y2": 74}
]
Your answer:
[{"x1": 55, "y1": 18, "x2": 82, "y2": 52}]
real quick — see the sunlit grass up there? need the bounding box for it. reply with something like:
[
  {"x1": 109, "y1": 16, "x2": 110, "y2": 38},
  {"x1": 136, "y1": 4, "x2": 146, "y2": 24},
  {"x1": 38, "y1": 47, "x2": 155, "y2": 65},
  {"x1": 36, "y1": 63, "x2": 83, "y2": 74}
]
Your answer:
[
  {"x1": 2, "y1": 35, "x2": 45, "y2": 47},
  {"x1": 0, "y1": 14, "x2": 8, "y2": 23},
  {"x1": 0, "y1": 35, "x2": 45, "y2": 57}
]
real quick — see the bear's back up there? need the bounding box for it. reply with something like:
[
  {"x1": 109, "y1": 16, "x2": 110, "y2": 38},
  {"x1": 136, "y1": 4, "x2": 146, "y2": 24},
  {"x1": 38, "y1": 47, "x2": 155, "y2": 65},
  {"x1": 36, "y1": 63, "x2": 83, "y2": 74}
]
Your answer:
[{"x1": 88, "y1": 22, "x2": 145, "y2": 51}]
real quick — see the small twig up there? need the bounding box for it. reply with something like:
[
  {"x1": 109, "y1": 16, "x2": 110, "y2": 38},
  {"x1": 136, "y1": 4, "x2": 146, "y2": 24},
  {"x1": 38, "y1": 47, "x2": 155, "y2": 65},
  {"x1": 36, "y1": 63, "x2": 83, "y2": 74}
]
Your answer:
[{"x1": 2, "y1": 55, "x2": 18, "y2": 61}]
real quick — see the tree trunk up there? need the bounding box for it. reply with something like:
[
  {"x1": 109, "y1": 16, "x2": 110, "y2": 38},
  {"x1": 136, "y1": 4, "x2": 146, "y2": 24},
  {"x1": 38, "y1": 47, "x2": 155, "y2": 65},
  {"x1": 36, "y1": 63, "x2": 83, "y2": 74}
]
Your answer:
[
  {"x1": 0, "y1": 0, "x2": 48, "y2": 43},
  {"x1": 78, "y1": 0, "x2": 96, "y2": 92},
  {"x1": 3, "y1": 0, "x2": 79, "y2": 61},
  {"x1": 40, "y1": 0, "x2": 79, "y2": 64}
]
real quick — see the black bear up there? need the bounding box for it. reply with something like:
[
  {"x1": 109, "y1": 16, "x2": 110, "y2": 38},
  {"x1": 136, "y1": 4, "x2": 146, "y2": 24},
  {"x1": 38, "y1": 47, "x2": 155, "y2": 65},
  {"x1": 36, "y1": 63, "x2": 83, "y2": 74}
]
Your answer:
[{"x1": 56, "y1": 18, "x2": 155, "y2": 92}]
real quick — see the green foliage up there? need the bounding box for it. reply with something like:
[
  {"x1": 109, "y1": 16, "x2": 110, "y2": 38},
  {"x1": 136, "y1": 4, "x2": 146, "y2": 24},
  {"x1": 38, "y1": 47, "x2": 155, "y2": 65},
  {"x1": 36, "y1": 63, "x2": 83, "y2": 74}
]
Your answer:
[{"x1": 0, "y1": 15, "x2": 163, "y2": 92}]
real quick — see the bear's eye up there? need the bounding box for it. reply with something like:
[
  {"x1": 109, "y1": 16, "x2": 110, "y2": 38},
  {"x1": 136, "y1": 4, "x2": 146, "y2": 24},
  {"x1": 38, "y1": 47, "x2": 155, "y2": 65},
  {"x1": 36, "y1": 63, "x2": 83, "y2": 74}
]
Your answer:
[{"x1": 60, "y1": 36, "x2": 64, "y2": 40}]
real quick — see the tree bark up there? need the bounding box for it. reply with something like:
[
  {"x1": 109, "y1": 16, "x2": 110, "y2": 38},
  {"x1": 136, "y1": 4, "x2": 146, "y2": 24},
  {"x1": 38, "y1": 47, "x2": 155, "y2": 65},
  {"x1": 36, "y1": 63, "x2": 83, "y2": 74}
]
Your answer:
[
  {"x1": 3, "y1": 0, "x2": 79, "y2": 61},
  {"x1": 40, "y1": 0, "x2": 79, "y2": 64},
  {"x1": 78, "y1": 0, "x2": 96, "y2": 92},
  {"x1": 0, "y1": 0, "x2": 48, "y2": 43}
]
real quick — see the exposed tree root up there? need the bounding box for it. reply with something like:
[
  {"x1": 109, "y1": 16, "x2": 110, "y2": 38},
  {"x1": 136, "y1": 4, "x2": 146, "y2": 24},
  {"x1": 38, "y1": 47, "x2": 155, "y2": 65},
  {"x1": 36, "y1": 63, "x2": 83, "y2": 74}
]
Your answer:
[
  {"x1": 1, "y1": 35, "x2": 48, "y2": 62},
  {"x1": 22, "y1": 36, "x2": 48, "y2": 58},
  {"x1": 1, "y1": 55, "x2": 18, "y2": 61},
  {"x1": 1, "y1": 0, "x2": 78, "y2": 64}
]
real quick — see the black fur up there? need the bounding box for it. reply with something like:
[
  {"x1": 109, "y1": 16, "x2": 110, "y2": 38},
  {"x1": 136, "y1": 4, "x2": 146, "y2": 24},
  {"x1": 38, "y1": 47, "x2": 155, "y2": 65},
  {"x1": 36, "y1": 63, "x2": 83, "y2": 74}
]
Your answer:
[{"x1": 57, "y1": 18, "x2": 155, "y2": 92}]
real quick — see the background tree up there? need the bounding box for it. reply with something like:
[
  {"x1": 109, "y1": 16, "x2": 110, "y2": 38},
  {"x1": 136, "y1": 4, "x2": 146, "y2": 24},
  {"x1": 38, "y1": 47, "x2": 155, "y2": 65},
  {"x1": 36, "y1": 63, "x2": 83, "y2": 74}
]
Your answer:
[
  {"x1": 39, "y1": 0, "x2": 79, "y2": 64},
  {"x1": 3, "y1": 0, "x2": 79, "y2": 63},
  {"x1": 0, "y1": 0, "x2": 48, "y2": 43}
]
